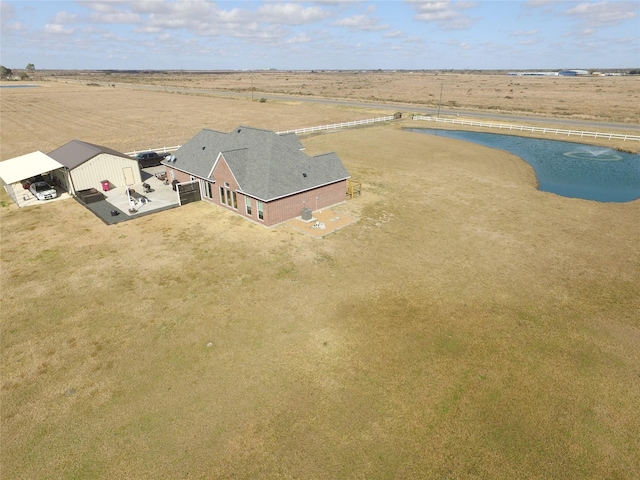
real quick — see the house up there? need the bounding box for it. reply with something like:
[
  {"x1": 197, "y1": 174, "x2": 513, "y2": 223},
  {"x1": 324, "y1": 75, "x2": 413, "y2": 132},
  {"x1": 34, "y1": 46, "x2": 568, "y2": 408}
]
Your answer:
[
  {"x1": 163, "y1": 126, "x2": 350, "y2": 226},
  {"x1": 48, "y1": 140, "x2": 142, "y2": 194}
]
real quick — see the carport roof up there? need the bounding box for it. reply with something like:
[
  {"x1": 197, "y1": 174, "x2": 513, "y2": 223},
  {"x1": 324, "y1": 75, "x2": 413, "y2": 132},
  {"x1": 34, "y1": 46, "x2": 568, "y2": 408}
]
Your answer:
[{"x1": 0, "y1": 151, "x2": 64, "y2": 185}]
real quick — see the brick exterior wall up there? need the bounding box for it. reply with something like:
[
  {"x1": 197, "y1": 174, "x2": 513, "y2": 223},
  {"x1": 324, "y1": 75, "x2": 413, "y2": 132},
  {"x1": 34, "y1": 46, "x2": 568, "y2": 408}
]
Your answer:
[
  {"x1": 263, "y1": 180, "x2": 347, "y2": 226},
  {"x1": 165, "y1": 166, "x2": 191, "y2": 184},
  {"x1": 165, "y1": 161, "x2": 347, "y2": 227}
]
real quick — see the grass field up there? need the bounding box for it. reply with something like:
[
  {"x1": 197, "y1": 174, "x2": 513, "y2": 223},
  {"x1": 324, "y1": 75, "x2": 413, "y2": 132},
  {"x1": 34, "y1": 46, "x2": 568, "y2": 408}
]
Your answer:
[
  {"x1": 51, "y1": 70, "x2": 640, "y2": 124},
  {"x1": 1, "y1": 78, "x2": 639, "y2": 479}
]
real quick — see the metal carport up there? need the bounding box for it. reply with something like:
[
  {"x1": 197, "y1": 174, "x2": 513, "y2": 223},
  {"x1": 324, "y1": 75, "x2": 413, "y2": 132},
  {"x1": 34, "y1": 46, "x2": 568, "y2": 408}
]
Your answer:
[{"x1": 0, "y1": 151, "x2": 65, "y2": 207}]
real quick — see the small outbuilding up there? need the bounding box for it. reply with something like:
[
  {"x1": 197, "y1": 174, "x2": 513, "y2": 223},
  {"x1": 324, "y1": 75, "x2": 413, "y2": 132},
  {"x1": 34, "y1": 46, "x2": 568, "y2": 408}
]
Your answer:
[{"x1": 48, "y1": 140, "x2": 141, "y2": 194}]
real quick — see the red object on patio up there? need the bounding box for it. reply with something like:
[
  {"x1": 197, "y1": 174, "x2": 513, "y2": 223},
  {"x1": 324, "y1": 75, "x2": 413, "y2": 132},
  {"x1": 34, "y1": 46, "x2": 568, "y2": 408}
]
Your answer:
[{"x1": 101, "y1": 180, "x2": 110, "y2": 192}]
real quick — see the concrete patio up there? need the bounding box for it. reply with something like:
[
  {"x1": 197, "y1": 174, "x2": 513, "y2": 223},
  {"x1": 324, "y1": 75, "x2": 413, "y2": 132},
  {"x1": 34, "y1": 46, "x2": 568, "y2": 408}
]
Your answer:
[{"x1": 78, "y1": 166, "x2": 180, "y2": 224}]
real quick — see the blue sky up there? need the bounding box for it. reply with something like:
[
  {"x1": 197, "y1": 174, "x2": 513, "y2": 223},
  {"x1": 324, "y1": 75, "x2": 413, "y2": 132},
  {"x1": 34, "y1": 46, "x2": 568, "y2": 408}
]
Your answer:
[{"x1": 1, "y1": 1, "x2": 638, "y2": 70}]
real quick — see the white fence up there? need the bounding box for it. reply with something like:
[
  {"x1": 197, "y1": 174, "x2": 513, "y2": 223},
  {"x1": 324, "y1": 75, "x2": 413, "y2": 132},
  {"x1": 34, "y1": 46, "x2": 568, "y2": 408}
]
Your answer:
[
  {"x1": 412, "y1": 115, "x2": 640, "y2": 142},
  {"x1": 277, "y1": 115, "x2": 395, "y2": 135},
  {"x1": 124, "y1": 116, "x2": 396, "y2": 155},
  {"x1": 124, "y1": 145, "x2": 181, "y2": 157}
]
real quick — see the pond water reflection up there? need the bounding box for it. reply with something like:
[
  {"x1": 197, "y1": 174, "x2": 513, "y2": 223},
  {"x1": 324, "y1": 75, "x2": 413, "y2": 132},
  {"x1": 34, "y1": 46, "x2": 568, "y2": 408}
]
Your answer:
[{"x1": 410, "y1": 128, "x2": 640, "y2": 203}]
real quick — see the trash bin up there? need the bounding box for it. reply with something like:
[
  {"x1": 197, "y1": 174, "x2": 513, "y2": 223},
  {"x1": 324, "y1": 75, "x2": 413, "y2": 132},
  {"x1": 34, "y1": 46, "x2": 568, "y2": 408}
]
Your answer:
[{"x1": 101, "y1": 180, "x2": 110, "y2": 192}]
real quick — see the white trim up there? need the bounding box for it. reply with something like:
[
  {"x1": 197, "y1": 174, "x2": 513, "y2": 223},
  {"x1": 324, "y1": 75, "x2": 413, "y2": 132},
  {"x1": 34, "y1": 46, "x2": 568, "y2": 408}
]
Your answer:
[
  {"x1": 207, "y1": 152, "x2": 223, "y2": 179},
  {"x1": 241, "y1": 177, "x2": 350, "y2": 203},
  {"x1": 256, "y1": 200, "x2": 264, "y2": 221},
  {"x1": 209, "y1": 152, "x2": 243, "y2": 188}
]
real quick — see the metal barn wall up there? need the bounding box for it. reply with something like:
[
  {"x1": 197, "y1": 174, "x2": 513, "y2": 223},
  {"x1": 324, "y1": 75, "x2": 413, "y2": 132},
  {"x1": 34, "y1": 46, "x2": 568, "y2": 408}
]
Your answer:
[{"x1": 70, "y1": 154, "x2": 141, "y2": 193}]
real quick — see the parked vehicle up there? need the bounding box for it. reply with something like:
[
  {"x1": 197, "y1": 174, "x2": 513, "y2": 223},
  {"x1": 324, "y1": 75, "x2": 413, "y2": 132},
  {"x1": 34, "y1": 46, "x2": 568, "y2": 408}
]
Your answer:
[
  {"x1": 29, "y1": 181, "x2": 57, "y2": 201},
  {"x1": 136, "y1": 151, "x2": 164, "y2": 168}
]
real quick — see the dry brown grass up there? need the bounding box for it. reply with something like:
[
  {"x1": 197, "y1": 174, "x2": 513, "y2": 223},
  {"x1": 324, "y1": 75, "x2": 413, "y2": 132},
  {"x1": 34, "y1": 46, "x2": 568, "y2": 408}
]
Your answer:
[
  {"x1": 1, "y1": 81, "x2": 639, "y2": 479},
  {"x1": 52, "y1": 70, "x2": 640, "y2": 124},
  {"x1": 0, "y1": 81, "x2": 391, "y2": 159}
]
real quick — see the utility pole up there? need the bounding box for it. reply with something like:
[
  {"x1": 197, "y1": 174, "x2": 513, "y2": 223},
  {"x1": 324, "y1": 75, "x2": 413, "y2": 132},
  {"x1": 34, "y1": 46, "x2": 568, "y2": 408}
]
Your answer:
[
  {"x1": 251, "y1": 73, "x2": 254, "y2": 101},
  {"x1": 437, "y1": 82, "x2": 443, "y2": 118}
]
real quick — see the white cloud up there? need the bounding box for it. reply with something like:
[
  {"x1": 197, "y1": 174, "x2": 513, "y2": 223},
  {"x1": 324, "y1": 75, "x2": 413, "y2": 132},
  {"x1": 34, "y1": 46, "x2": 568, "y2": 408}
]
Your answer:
[
  {"x1": 405, "y1": 36, "x2": 425, "y2": 44},
  {"x1": 88, "y1": 11, "x2": 141, "y2": 24},
  {"x1": 384, "y1": 30, "x2": 404, "y2": 38},
  {"x1": 615, "y1": 36, "x2": 637, "y2": 45},
  {"x1": 564, "y1": 1, "x2": 639, "y2": 27},
  {"x1": 333, "y1": 13, "x2": 389, "y2": 31},
  {"x1": 524, "y1": 0, "x2": 555, "y2": 7},
  {"x1": 129, "y1": 1, "x2": 176, "y2": 15},
  {"x1": 445, "y1": 39, "x2": 471, "y2": 49},
  {"x1": 258, "y1": 3, "x2": 331, "y2": 25},
  {"x1": 1, "y1": 2, "x2": 15, "y2": 21},
  {"x1": 53, "y1": 11, "x2": 80, "y2": 24},
  {"x1": 82, "y1": 2, "x2": 123, "y2": 15},
  {"x1": 563, "y1": 28, "x2": 597, "y2": 38},
  {"x1": 406, "y1": 0, "x2": 479, "y2": 30},
  {"x1": 1, "y1": 21, "x2": 29, "y2": 33},
  {"x1": 135, "y1": 25, "x2": 165, "y2": 34},
  {"x1": 286, "y1": 33, "x2": 313, "y2": 44},
  {"x1": 44, "y1": 24, "x2": 75, "y2": 35}
]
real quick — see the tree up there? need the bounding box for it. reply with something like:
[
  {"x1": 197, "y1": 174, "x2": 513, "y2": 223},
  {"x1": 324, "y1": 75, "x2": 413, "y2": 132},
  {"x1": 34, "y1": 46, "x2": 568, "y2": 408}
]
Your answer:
[
  {"x1": 25, "y1": 63, "x2": 35, "y2": 79},
  {"x1": 0, "y1": 65, "x2": 13, "y2": 79}
]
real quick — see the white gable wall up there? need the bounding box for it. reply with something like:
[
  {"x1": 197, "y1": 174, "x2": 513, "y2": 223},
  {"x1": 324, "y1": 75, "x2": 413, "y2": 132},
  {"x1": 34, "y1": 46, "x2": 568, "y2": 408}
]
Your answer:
[{"x1": 70, "y1": 153, "x2": 141, "y2": 193}]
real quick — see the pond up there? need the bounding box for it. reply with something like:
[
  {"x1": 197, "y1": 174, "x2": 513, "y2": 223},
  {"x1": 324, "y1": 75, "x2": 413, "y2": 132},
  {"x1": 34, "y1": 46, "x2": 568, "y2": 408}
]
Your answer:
[
  {"x1": 0, "y1": 84, "x2": 40, "y2": 89},
  {"x1": 410, "y1": 128, "x2": 640, "y2": 203}
]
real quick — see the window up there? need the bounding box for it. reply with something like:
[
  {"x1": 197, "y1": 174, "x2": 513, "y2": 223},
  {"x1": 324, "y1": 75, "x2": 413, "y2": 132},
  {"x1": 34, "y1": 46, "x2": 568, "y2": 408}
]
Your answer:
[
  {"x1": 219, "y1": 185, "x2": 237, "y2": 209},
  {"x1": 257, "y1": 200, "x2": 264, "y2": 221},
  {"x1": 245, "y1": 197, "x2": 252, "y2": 216}
]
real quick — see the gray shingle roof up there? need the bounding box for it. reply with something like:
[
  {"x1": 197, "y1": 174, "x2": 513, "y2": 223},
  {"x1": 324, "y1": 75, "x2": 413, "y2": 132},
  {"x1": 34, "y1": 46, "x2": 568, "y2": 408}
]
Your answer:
[
  {"x1": 166, "y1": 126, "x2": 349, "y2": 201},
  {"x1": 48, "y1": 140, "x2": 130, "y2": 169}
]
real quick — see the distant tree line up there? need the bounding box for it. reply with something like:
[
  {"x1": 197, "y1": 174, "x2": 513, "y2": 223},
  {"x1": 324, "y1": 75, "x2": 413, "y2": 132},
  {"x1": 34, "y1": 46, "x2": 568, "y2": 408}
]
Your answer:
[
  {"x1": 0, "y1": 65, "x2": 13, "y2": 79},
  {"x1": 1, "y1": 63, "x2": 36, "y2": 80}
]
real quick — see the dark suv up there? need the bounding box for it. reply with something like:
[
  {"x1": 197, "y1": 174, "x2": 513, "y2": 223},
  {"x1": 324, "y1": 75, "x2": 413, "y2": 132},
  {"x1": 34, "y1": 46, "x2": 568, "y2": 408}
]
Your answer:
[{"x1": 136, "y1": 151, "x2": 163, "y2": 168}]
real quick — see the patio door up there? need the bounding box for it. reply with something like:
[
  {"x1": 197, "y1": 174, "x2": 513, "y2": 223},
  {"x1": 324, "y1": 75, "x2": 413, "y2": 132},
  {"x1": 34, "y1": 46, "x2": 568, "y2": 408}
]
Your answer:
[{"x1": 123, "y1": 167, "x2": 135, "y2": 186}]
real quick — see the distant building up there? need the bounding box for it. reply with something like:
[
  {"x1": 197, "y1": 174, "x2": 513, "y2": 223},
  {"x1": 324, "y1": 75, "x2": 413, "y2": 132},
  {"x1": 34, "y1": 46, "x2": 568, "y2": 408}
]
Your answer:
[
  {"x1": 558, "y1": 70, "x2": 589, "y2": 76},
  {"x1": 507, "y1": 72, "x2": 558, "y2": 76}
]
